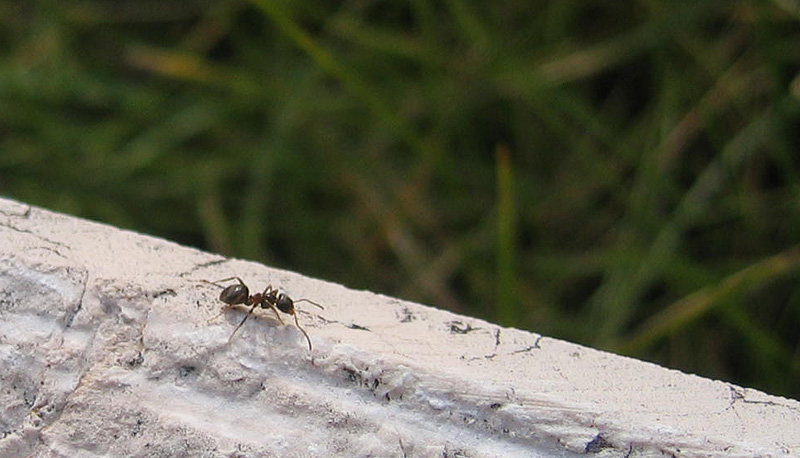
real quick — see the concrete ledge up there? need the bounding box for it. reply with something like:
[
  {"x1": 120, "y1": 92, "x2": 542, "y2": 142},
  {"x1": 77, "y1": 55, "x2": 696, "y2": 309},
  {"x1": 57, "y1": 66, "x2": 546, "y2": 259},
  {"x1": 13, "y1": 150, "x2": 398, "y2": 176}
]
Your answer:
[{"x1": 0, "y1": 196, "x2": 798, "y2": 457}]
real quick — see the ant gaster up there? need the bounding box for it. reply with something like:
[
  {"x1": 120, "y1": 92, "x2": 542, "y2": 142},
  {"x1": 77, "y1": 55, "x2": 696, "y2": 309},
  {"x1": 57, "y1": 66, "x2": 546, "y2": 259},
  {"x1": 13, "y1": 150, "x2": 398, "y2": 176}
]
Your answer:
[{"x1": 205, "y1": 277, "x2": 323, "y2": 351}]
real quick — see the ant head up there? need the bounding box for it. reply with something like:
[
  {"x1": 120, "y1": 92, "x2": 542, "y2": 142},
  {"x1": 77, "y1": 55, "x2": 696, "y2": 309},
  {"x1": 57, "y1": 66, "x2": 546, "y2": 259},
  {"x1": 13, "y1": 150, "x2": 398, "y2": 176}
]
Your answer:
[
  {"x1": 220, "y1": 283, "x2": 249, "y2": 305},
  {"x1": 276, "y1": 294, "x2": 295, "y2": 314}
]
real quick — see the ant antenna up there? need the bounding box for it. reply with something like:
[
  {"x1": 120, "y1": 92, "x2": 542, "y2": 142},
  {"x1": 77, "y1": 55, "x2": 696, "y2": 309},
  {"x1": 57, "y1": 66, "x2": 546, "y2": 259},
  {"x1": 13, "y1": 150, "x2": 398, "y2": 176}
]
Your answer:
[{"x1": 295, "y1": 298, "x2": 325, "y2": 311}]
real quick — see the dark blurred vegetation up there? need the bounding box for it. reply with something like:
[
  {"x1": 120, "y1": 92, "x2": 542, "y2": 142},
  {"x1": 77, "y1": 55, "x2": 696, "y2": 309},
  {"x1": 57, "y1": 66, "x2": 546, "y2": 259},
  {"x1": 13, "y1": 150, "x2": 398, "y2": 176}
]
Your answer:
[{"x1": 2, "y1": 1, "x2": 800, "y2": 398}]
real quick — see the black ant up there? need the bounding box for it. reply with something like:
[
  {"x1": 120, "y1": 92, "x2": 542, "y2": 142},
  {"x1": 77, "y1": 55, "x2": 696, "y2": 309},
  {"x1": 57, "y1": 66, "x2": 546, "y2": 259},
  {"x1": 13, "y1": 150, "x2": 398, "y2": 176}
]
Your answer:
[{"x1": 204, "y1": 277, "x2": 323, "y2": 351}]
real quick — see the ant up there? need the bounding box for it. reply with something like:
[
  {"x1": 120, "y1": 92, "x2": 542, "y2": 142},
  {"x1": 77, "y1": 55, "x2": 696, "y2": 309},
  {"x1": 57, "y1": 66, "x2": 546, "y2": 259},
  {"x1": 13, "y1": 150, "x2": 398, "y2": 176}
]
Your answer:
[{"x1": 203, "y1": 277, "x2": 324, "y2": 352}]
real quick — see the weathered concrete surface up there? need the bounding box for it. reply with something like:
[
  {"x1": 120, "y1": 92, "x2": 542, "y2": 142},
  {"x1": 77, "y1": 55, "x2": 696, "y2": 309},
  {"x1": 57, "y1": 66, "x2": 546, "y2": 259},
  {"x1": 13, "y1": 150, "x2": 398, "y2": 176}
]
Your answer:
[{"x1": 0, "y1": 196, "x2": 798, "y2": 458}]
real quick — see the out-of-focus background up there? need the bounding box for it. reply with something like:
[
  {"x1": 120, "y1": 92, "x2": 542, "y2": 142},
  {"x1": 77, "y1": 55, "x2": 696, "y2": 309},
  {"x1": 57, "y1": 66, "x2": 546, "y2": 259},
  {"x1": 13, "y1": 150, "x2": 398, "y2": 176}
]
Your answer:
[{"x1": 2, "y1": 1, "x2": 799, "y2": 398}]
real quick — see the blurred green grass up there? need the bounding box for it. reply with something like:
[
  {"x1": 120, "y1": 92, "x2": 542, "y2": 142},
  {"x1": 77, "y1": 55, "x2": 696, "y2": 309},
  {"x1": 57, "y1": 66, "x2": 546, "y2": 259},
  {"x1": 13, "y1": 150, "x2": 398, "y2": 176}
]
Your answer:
[{"x1": 2, "y1": 1, "x2": 800, "y2": 398}]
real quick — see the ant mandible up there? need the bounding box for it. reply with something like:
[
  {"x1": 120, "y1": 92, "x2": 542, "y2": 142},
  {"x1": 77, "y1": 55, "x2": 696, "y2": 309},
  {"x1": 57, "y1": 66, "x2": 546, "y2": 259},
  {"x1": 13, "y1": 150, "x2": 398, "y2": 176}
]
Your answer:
[{"x1": 204, "y1": 277, "x2": 324, "y2": 352}]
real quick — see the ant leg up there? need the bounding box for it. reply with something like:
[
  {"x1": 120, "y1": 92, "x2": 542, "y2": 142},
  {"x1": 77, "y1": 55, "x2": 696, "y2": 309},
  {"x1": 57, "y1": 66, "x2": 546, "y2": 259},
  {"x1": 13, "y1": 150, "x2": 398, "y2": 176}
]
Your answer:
[
  {"x1": 227, "y1": 303, "x2": 258, "y2": 343},
  {"x1": 267, "y1": 304, "x2": 286, "y2": 325},
  {"x1": 260, "y1": 286, "x2": 287, "y2": 324},
  {"x1": 292, "y1": 313, "x2": 314, "y2": 352},
  {"x1": 205, "y1": 304, "x2": 236, "y2": 323}
]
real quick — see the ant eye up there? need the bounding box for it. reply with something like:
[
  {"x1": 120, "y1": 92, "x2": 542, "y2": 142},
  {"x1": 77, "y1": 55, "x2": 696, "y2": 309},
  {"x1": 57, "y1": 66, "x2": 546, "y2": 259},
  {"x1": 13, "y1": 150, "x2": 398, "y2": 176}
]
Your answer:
[
  {"x1": 276, "y1": 294, "x2": 294, "y2": 314},
  {"x1": 220, "y1": 284, "x2": 248, "y2": 305}
]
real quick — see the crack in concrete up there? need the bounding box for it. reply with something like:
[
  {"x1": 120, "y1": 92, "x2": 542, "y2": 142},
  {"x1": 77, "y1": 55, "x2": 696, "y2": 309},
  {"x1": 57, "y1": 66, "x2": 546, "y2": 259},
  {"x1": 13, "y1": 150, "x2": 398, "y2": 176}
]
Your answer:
[
  {"x1": 727, "y1": 384, "x2": 800, "y2": 415},
  {"x1": 0, "y1": 210, "x2": 67, "y2": 251},
  {"x1": 63, "y1": 269, "x2": 88, "y2": 329}
]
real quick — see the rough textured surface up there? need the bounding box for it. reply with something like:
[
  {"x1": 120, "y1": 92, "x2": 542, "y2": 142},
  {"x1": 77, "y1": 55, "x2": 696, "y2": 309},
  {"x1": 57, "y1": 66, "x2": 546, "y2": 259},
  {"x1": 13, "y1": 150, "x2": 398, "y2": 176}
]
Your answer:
[{"x1": 0, "y1": 196, "x2": 798, "y2": 458}]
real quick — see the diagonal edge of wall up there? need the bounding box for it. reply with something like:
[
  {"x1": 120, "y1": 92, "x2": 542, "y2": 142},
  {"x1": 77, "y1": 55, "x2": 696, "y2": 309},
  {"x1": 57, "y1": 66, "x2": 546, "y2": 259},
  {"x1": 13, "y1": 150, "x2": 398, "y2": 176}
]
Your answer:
[{"x1": 0, "y1": 196, "x2": 797, "y2": 458}]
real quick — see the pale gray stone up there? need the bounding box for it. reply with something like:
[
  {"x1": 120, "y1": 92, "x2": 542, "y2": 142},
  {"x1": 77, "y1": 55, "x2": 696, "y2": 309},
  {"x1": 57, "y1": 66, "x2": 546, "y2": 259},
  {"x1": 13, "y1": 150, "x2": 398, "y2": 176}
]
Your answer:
[{"x1": 0, "y1": 197, "x2": 797, "y2": 458}]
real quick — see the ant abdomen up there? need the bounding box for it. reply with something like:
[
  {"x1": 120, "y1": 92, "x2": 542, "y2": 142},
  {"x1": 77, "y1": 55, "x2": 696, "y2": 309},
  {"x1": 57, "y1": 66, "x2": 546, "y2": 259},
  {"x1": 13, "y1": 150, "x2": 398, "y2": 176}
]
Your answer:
[{"x1": 220, "y1": 283, "x2": 249, "y2": 305}]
